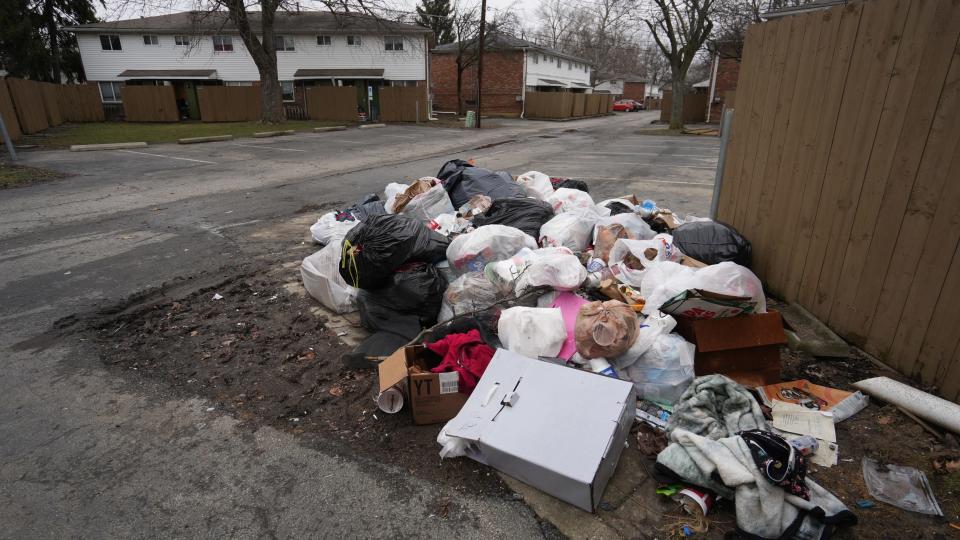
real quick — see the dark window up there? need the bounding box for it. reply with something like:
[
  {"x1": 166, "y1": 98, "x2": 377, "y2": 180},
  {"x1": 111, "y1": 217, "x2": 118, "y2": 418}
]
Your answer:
[
  {"x1": 142, "y1": 35, "x2": 159, "y2": 46},
  {"x1": 346, "y1": 35, "x2": 361, "y2": 46},
  {"x1": 317, "y1": 35, "x2": 331, "y2": 46},
  {"x1": 98, "y1": 81, "x2": 123, "y2": 102},
  {"x1": 384, "y1": 35, "x2": 403, "y2": 51},
  {"x1": 212, "y1": 35, "x2": 234, "y2": 52},
  {"x1": 275, "y1": 35, "x2": 295, "y2": 51},
  {"x1": 281, "y1": 81, "x2": 295, "y2": 102},
  {"x1": 174, "y1": 35, "x2": 190, "y2": 46},
  {"x1": 99, "y1": 34, "x2": 122, "y2": 51}
]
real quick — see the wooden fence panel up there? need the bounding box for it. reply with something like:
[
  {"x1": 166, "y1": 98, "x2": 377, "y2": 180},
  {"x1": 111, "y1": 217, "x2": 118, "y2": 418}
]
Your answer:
[
  {"x1": 0, "y1": 79, "x2": 22, "y2": 141},
  {"x1": 715, "y1": 0, "x2": 960, "y2": 400},
  {"x1": 659, "y1": 91, "x2": 708, "y2": 123},
  {"x1": 305, "y1": 86, "x2": 357, "y2": 122},
  {"x1": 198, "y1": 86, "x2": 261, "y2": 122},
  {"x1": 571, "y1": 94, "x2": 586, "y2": 117},
  {"x1": 6, "y1": 78, "x2": 49, "y2": 134},
  {"x1": 39, "y1": 82, "x2": 63, "y2": 126},
  {"x1": 122, "y1": 85, "x2": 178, "y2": 122},
  {"x1": 380, "y1": 86, "x2": 427, "y2": 122},
  {"x1": 55, "y1": 84, "x2": 105, "y2": 122}
]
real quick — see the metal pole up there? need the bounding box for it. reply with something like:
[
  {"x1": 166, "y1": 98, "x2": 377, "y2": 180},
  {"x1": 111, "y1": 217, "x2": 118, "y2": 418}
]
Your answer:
[
  {"x1": 475, "y1": 0, "x2": 487, "y2": 129},
  {"x1": 0, "y1": 113, "x2": 16, "y2": 162},
  {"x1": 710, "y1": 108, "x2": 734, "y2": 220},
  {"x1": 415, "y1": 99, "x2": 420, "y2": 124}
]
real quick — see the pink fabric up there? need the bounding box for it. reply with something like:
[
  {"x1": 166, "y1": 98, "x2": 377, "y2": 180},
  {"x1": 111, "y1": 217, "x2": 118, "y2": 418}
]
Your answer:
[
  {"x1": 552, "y1": 292, "x2": 590, "y2": 359},
  {"x1": 427, "y1": 329, "x2": 495, "y2": 393}
]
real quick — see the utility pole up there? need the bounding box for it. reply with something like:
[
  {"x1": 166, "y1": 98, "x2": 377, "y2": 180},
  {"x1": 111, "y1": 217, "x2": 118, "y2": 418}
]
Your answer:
[{"x1": 475, "y1": 0, "x2": 487, "y2": 128}]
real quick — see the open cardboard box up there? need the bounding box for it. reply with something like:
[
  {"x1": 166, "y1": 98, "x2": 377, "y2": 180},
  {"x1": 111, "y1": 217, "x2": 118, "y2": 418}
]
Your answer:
[
  {"x1": 378, "y1": 345, "x2": 468, "y2": 425},
  {"x1": 442, "y1": 349, "x2": 636, "y2": 512},
  {"x1": 674, "y1": 311, "x2": 786, "y2": 387}
]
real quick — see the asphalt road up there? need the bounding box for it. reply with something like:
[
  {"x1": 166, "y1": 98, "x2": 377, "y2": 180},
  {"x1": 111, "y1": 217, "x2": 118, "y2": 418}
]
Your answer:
[{"x1": 0, "y1": 111, "x2": 719, "y2": 538}]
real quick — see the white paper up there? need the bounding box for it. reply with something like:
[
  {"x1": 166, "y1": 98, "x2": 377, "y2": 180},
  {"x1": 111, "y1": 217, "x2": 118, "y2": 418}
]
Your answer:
[{"x1": 772, "y1": 400, "x2": 839, "y2": 468}]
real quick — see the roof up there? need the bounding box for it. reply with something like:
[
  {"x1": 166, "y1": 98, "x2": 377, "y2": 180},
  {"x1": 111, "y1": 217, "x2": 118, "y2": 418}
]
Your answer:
[
  {"x1": 431, "y1": 31, "x2": 591, "y2": 66},
  {"x1": 692, "y1": 79, "x2": 710, "y2": 88},
  {"x1": 764, "y1": 0, "x2": 848, "y2": 19},
  {"x1": 293, "y1": 68, "x2": 384, "y2": 79},
  {"x1": 117, "y1": 69, "x2": 216, "y2": 79},
  {"x1": 68, "y1": 11, "x2": 430, "y2": 35}
]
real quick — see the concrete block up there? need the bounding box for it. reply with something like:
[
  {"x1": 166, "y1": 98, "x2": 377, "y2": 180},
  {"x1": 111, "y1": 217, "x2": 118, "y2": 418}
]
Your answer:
[
  {"x1": 252, "y1": 130, "x2": 295, "y2": 138},
  {"x1": 178, "y1": 135, "x2": 234, "y2": 144},
  {"x1": 359, "y1": 123, "x2": 386, "y2": 129},
  {"x1": 313, "y1": 126, "x2": 348, "y2": 132},
  {"x1": 70, "y1": 142, "x2": 148, "y2": 152}
]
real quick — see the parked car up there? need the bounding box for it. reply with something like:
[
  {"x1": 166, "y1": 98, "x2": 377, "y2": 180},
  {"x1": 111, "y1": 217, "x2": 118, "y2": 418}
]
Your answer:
[
  {"x1": 612, "y1": 99, "x2": 639, "y2": 112},
  {"x1": 632, "y1": 99, "x2": 647, "y2": 111}
]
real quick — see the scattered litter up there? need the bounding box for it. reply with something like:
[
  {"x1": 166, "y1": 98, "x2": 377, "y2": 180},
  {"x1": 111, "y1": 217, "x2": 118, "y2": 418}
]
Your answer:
[
  {"x1": 64, "y1": 271, "x2": 71, "y2": 275},
  {"x1": 862, "y1": 458, "x2": 943, "y2": 516},
  {"x1": 856, "y1": 500, "x2": 876, "y2": 509},
  {"x1": 336, "y1": 331, "x2": 348, "y2": 337},
  {"x1": 211, "y1": 293, "x2": 223, "y2": 300}
]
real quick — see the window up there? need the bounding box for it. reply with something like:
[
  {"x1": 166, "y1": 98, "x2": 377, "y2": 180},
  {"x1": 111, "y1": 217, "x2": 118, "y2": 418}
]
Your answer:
[
  {"x1": 557, "y1": 57, "x2": 562, "y2": 67},
  {"x1": 99, "y1": 34, "x2": 122, "y2": 51},
  {"x1": 384, "y1": 35, "x2": 403, "y2": 51},
  {"x1": 281, "y1": 81, "x2": 295, "y2": 102},
  {"x1": 142, "y1": 35, "x2": 159, "y2": 46},
  {"x1": 532, "y1": 54, "x2": 538, "y2": 64},
  {"x1": 274, "y1": 35, "x2": 295, "y2": 51},
  {"x1": 174, "y1": 35, "x2": 190, "y2": 46},
  {"x1": 567, "y1": 61, "x2": 571, "y2": 70},
  {"x1": 98, "y1": 81, "x2": 123, "y2": 103},
  {"x1": 346, "y1": 35, "x2": 361, "y2": 46},
  {"x1": 317, "y1": 35, "x2": 331, "y2": 46},
  {"x1": 212, "y1": 35, "x2": 233, "y2": 52}
]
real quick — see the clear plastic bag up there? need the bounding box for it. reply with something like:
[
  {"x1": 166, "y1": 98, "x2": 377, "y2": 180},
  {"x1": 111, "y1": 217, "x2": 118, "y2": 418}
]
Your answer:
[
  {"x1": 301, "y1": 244, "x2": 359, "y2": 313},
  {"x1": 862, "y1": 458, "x2": 943, "y2": 516},
  {"x1": 438, "y1": 272, "x2": 513, "y2": 322},
  {"x1": 575, "y1": 300, "x2": 639, "y2": 359},
  {"x1": 620, "y1": 332, "x2": 695, "y2": 404},
  {"x1": 539, "y1": 211, "x2": 598, "y2": 252},
  {"x1": 642, "y1": 261, "x2": 766, "y2": 316},
  {"x1": 516, "y1": 170, "x2": 555, "y2": 200},
  {"x1": 546, "y1": 188, "x2": 609, "y2": 218},
  {"x1": 593, "y1": 213, "x2": 656, "y2": 243},
  {"x1": 384, "y1": 182, "x2": 409, "y2": 214},
  {"x1": 512, "y1": 248, "x2": 587, "y2": 295},
  {"x1": 608, "y1": 234, "x2": 685, "y2": 288},
  {"x1": 611, "y1": 312, "x2": 677, "y2": 370},
  {"x1": 446, "y1": 224, "x2": 538, "y2": 274},
  {"x1": 498, "y1": 306, "x2": 567, "y2": 359},
  {"x1": 401, "y1": 183, "x2": 456, "y2": 222},
  {"x1": 310, "y1": 212, "x2": 359, "y2": 245}
]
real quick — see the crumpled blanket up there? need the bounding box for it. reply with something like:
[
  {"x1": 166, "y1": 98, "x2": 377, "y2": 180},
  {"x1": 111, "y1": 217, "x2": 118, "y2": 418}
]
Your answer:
[
  {"x1": 427, "y1": 329, "x2": 495, "y2": 393},
  {"x1": 657, "y1": 375, "x2": 857, "y2": 539}
]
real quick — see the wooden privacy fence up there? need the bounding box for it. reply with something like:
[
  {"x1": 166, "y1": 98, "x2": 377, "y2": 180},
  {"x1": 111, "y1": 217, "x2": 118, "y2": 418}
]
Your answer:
[
  {"x1": 716, "y1": 0, "x2": 960, "y2": 400},
  {"x1": 0, "y1": 77, "x2": 105, "y2": 140},
  {"x1": 306, "y1": 86, "x2": 357, "y2": 122},
  {"x1": 55, "y1": 84, "x2": 105, "y2": 122},
  {"x1": 660, "y1": 90, "x2": 707, "y2": 123},
  {"x1": 198, "y1": 86, "x2": 261, "y2": 122},
  {"x1": 6, "y1": 78, "x2": 49, "y2": 134},
  {"x1": 379, "y1": 86, "x2": 428, "y2": 122},
  {"x1": 122, "y1": 86, "x2": 178, "y2": 122},
  {"x1": 0, "y1": 80, "x2": 23, "y2": 140},
  {"x1": 525, "y1": 92, "x2": 612, "y2": 119}
]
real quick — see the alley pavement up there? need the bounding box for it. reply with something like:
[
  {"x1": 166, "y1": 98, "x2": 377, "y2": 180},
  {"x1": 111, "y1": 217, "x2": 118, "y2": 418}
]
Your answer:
[{"x1": 0, "y1": 111, "x2": 718, "y2": 538}]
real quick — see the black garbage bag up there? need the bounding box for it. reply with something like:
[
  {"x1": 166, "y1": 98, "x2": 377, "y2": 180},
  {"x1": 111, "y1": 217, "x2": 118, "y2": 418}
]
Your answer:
[
  {"x1": 604, "y1": 201, "x2": 634, "y2": 215},
  {"x1": 553, "y1": 178, "x2": 590, "y2": 193},
  {"x1": 672, "y1": 220, "x2": 753, "y2": 267},
  {"x1": 472, "y1": 197, "x2": 555, "y2": 238},
  {"x1": 346, "y1": 193, "x2": 386, "y2": 221},
  {"x1": 357, "y1": 263, "x2": 448, "y2": 338},
  {"x1": 436, "y1": 159, "x2": 524, "y2": 207},
  {"x1": 339, "y1": 214, "x2": 450, "y2": 289}
]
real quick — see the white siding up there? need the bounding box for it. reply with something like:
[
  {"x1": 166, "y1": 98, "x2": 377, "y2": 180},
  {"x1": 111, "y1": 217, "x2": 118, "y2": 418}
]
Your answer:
[
  {"x1": 524, "y1": 51, "x2": 591, "y2": 88},
  {"x1": 593, "y1": 79, "x2": 624, "y2": 94},
  {"x1": 77, "y1": 32, "x2": 427, "y2": 82}
]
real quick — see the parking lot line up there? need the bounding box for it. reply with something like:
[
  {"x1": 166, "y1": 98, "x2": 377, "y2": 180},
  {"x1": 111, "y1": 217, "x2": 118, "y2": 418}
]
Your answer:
[
  {"x1": 570, "y1": 151, "x2": 719, "y2": 158},
  {"x1": 232, "y1": 143, "x2": 307, "y2": 152},
  {"x1": 577, "y1": 176, "x2": 714, "y2": 186},
  {"x1": 548, "y1": 160, "x2": 718, "y2": 170},
  {"x1": 117, "y1": 150, "x2": 217, "y2": 165}
]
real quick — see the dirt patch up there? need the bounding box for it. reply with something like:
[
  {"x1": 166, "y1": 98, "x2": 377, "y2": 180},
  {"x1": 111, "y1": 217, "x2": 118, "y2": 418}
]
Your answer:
[
  {"x1": 89, "y1": 259, "x2": 509, "y2": 498},
  {"x1": 0, "y1": 162, "x2": 67, "y2": 189}
]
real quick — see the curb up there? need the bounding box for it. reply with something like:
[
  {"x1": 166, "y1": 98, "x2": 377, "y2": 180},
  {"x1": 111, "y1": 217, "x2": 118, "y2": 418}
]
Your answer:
[
  {"x1": 178, "y1": 135, "x2": 234, "y2": 144},
  {"x1": 359, "y1": 123, "x2": 386, "y2": 129},
  {"x1": 70, "y1": 142, "x2": 148, "y2": 152},
  {"x1": 313, "y1": 126, "x2": 348, "y2": 133},
  {"x1": 252, "y1": 130, "x2": 295, "y2": 138}
]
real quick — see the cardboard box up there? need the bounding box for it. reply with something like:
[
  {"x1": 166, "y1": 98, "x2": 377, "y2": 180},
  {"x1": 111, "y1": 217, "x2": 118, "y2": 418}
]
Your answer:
[
  {"x1": 378, "y1": 345, "x2": 468, "y2": 425},
  {"x1": 443, "y1": 349, "x2": 636, "y2": 512},
  {"x1": 674, "y1": 311, "x2": 786, "y2": 387}
]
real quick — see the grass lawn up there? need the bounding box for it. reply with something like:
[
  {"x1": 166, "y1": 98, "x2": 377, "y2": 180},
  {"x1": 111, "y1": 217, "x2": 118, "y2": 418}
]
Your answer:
[
  {"x1": 21, "y1": 120, "x2": 346, "y2": 149},
  {"x1": 0, "y1": 162, "x2": 66, "y2": 189}
]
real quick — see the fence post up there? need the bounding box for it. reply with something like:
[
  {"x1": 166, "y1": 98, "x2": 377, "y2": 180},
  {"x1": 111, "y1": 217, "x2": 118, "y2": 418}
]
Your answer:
[
  {"x1": 710, "y1": 108, "x2": 734, "y2": 220},
  {"x1": 415, "y1": 100, "x2": 420, "y2": 124},
  {"x1": 0, "y1": 113, "x2": 16, "y2": 161}
]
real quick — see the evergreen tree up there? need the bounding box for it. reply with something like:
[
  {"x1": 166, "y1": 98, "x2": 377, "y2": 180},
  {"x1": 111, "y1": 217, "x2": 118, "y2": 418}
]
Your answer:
[
  {"x1": 0, "y1": 0, "x2": 98, "y2": 82},
  {"x1": 415, "y1": 0, "x2": 455, "y2": 45}
]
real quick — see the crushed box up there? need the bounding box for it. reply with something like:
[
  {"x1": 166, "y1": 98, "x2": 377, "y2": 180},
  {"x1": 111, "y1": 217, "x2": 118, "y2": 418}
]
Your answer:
[
  {"x1": 442, "y1": 349, "x2": 636, "y2": 512},
  {"x1": 378, "y1": 345, "x2": 468, "y2": 425},
  {"x1": 674, "y1": 311, "x2": 786, "y2": 387}
]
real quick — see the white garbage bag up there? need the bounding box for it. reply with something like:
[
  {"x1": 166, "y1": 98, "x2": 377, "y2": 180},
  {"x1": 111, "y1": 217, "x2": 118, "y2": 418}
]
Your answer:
[
  {"x1": 446, "y1": 224, "x2": 538, "y2": 274},
  {"x1": 642, "y1": 261, "x2": 767, "y2": 316},
  {"x1": 384, "y1": 182, "x2": 409, "y2": 214},
  {"x1": 516, "y1": 171, "x2": 555, "y2": 200},
  {"x1": 620, "y1": 332, "x2": 695, "y2": 404},
  {"x1": 539, "y1": 211, "x2": 598, "y2": 252},
  {"x1": 592, "y1": 213, "x2": 656, "y2": 243},
  {"x1": 300, "y1": 243, "x2": 359, "y2": 313},
  {"x1": 497, "y1": 306, "x2": 567, "y2": 359},
  {"x1": 514, "y1": 249, "x2": 587, "y2": 295},
  {"x1": 310, "y1": 212, "x2": 359, "y2": 245},
  {"x1": 611, "y1": 312, "x2": 677, "y2": 370},
  {"x1": 607, "y1": 234, "x2": 685, "y2": 287},
  {"x1": 546, "y1": 188, "x2": 609, "y2": 217},
  {"x1": 640, "y1": 261, "x2": 696, "y2": 299},
  {"x1": 401, "y1": 183, "x2": 456, "y2": 222}
]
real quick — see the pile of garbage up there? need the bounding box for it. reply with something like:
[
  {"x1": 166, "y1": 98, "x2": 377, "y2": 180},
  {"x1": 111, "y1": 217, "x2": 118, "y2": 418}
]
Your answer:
[{"x1": 299, "y1": 158, "x2": 943, "y2": 537}]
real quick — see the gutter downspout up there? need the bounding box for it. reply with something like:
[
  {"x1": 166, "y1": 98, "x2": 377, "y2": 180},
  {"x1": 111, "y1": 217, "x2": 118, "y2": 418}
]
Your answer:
[
  {"x1": 425, "y1": 35, "x2": 432, "y2": 119},
  {"x1": 707, "y1": 52, "x2": 719, "y2": 122},
  {"x1": 520, "y1": 49, "x2": 527, "y2": 119}
]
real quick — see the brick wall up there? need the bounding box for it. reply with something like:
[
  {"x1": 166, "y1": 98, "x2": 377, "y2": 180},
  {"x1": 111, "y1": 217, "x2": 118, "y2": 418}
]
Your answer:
[
  {"x1": 708, "y1": 56, "x2": 740, "y2": 123},
  {"x1": 430, "y1": 50, "x2": 524, "y2": 116},
  {"x1": 623, "y1": 81, "x2": 646, "y2": 101}
]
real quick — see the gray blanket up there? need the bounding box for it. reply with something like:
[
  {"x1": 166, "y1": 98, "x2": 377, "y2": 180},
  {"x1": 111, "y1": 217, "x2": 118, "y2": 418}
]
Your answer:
[{"x1": 657, "y1": 375, "x2": 856, "y2": 539}]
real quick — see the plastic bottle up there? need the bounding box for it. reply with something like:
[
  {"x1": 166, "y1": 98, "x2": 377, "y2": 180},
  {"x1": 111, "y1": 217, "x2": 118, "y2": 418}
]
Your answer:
[
  {"x1": 788, "y1": 435, "x2": 819, "y2": 456},
  {"x1": 638, "y1": 199, "x2": 658, "y2": 218},
  {"x1": 588, "y1": 358, "x2": 619, "y2": 378}
]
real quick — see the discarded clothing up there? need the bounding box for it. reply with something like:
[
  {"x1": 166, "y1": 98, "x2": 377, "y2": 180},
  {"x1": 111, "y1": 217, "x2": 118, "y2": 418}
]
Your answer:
[
  {"x1": 427, "y1": 329, "x2": 495, "y2": 393},
  {"x1": 664, "y1": 374, "x2": 768, "y2": 439}
]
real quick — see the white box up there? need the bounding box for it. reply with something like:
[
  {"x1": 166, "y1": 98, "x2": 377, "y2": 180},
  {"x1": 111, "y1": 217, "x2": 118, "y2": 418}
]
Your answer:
[{"x1": 443, "y1": 349, "x2": 635, "y2": 512}]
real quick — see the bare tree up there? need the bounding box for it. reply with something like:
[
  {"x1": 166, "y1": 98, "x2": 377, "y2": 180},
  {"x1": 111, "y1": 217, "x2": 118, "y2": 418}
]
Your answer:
[
  {"x1": 450, "y1": 4, "x2": 479, "y2": 115},
  {"x1": 642, "y1": 0, "x2": 716, "y2": 129},
  {"x1": 637, "y1": 43, "x2": 670, "y2": 87}
]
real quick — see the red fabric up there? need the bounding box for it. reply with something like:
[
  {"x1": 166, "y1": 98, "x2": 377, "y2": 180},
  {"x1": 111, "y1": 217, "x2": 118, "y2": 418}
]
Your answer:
[{"x1": 427, "y1": 329, "x2": 495, "y2": 393}]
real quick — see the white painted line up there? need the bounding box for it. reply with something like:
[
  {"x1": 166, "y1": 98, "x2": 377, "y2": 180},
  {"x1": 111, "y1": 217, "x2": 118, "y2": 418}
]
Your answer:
[
  {"x1": 333, "y1": 139, "x2": 365, "y2": 145},
  {"x1": 233, "y1": 143, "x2": 307, "y2": 152},
  {"x1": 548, "y1": 160, "x2": 717, "y2": 170},
  {"x1": 375, "y1": 133, "x2": 422, "y2": 140},
  {"x1": 117, "y1": 150, "x2": 217, "y2": 165},
  {"x1": 570, "y1": 151, "x2": 719, "y2": 158},
  {"x1": 577, "y1": 176, "x2": 714, "y2": 186}
]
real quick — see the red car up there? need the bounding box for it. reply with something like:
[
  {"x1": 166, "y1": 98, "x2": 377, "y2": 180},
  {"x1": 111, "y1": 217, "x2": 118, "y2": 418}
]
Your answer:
[{"x1": 612, "y1": 99, "x2": 642, "y2": 112}]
